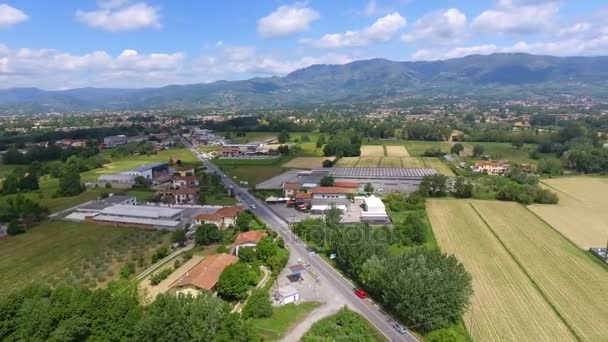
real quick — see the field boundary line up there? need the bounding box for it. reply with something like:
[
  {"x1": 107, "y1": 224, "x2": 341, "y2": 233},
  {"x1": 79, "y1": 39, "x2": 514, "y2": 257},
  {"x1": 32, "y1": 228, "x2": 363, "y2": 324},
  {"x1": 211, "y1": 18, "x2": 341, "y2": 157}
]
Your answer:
[
  {"x1": 468, "y1": 202, "x2": 583, "y2": 342},
  {"x1": 523, "y1": 205, "x2": 608, "y2": 270},
  {"x1": 383, "y1": 145, "x2": 387, "y2": 157},
  {"x1": 538, "y1": 180, "x2": 583, "y2": 204}
]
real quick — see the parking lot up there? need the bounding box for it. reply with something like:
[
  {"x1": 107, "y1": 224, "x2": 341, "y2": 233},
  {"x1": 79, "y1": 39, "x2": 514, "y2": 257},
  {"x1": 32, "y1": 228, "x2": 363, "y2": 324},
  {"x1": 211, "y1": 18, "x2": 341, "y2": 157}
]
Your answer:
[{"x1": 267, "y1": 199, "x2": 364, "y2": 224}]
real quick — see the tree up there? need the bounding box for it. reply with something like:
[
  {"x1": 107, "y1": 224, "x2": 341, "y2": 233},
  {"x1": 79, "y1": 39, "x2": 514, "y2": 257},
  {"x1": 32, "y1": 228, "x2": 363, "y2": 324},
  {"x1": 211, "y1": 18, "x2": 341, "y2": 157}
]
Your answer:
[
  {"x1": 450, "y1": 143, "x2": 464, "y2": 155},
  {"x1": 512, "y1": 136, "x2": 525, "y2": 149},
  {"x1": 537, "y1": 158, "x2": 563, "y2": 176},
  {"x1": 172, "y1": 229, "x2": 187, "y2": 247},
  {"x1": 419, "y1": 174, "x2": 448, "y2": 197},
  {"x1": 364, "y1": 183, "x2": 374, "y2": 193},
  {"x1": 195, "y1": 224, "x2": 222, "y2": 246},
  {"x1": 320, "y1": 176, "x2": 334, "y2": 187},
  {"x1": 277, "y1": 131, "x2": 290, "y2": 143},
  {"x1": 255, "y1": 237, "x2": 277, "y2": 263},
  {"x1": 6, "y1": 221, "x2": 25, "y2": 236},
  {"x1": 405, "y1": 213, "x2": 426, "y2": 245},
  {"x1": 19, "y1": 172, "x2": 39, "y2": 192},
  {"x1": 238, "y1": 247, "x2": 257, "y2": 263},
  {"x1": 217, "y1": 263, "x2": 257, "y2": 301},
  {"x1": 322, "y1": 159, "x2": 334, "y2": 168},
  {"x1": 277, "y1": 145, "x2": 290, "y2": 155},
  {"x1": 241, "y1": 289, "x2": 272, "y2": 319},
  {"x1": 302, "y1": 307, "x2": 380, "y2": 342},
  {"x1": 120, "y1": 263, "x2": 135, "y2": 279},
  {"x1": 360, "y1": 249, "x2": 473, "y2": 332},
  {"x1": 2, "y1": 174, "x2": 19, "y2": 194},
  {"x1": 452, "y1": 177, "x2": 473, "y2": 198},
  {"x1": 472, "y1": 144, "x2": 485, "y2": 157},
  {"x1": 57, "y1": 165, "x2": 84, "y2": 197},
  {"x1": 316, "y1": 135, "x2": 326, "y2": 148},
  {"x1": 236, "y1": 211, "x2": 254, "y2": 232},
  {"x1": 324, "y1": 205, "x2": 342, "y2": 228}
]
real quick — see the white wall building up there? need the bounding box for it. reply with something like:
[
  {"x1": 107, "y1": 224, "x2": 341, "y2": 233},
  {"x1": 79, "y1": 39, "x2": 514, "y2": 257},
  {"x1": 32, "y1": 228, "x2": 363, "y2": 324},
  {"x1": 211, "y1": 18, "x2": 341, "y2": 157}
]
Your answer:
[
  {"x1": 276, "y1": 285, "x2": 299, "y2": 305},
  {"x1": 361, "y1": 195, "x2": 391, "y2": 224}
]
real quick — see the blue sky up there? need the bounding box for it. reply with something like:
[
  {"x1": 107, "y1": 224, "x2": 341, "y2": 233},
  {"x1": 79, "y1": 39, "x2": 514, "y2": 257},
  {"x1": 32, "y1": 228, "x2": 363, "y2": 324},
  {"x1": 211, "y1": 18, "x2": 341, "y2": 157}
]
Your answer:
[{"x1": 1, "y1": 0, "x2": 607, "y2": 89}]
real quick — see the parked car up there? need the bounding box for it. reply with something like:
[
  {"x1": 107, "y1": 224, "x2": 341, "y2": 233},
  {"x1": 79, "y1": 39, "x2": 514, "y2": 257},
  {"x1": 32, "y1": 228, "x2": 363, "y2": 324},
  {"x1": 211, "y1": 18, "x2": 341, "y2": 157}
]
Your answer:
[
  {"x1": 393, "y1": 323, "x2": 407, "y2": 335},
  {"x1": 354, "y1": 289, "x2": 367, "y2": 299}
]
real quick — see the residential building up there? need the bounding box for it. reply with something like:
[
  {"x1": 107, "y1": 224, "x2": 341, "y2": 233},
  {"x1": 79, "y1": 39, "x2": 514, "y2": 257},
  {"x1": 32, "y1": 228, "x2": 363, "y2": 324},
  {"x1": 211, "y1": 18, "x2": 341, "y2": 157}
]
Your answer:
[
  {"x1": 473, "y1": 161, "x2": 510, "y2": 175},
  {"x1": 283, "y1": 182, "x2": 304, "y2": 197},
  {"x1": 172, "y1": 175, "x2": 199, "y2": 188},
  {"x1": 195, "y1": 206, "x2": 243, "y2": 228},
  {"x1": 174, "y1": 166, "x2": 195, "y2": 176},
  {"x1": 171, "y1": 253, "x2": 239, "y2": 297},
  {"x1": 156, "y1": 187, "x2": 199, "y2": 205},
  {"x1": 309, "y1": 187, "x2": 354, "y2": 199},
  {"x1": 220, "y1": 144, "x2": 265, "y2": 157},
  {"x1": 233, "y1": 230, "x2": 267, "y2": 256}
]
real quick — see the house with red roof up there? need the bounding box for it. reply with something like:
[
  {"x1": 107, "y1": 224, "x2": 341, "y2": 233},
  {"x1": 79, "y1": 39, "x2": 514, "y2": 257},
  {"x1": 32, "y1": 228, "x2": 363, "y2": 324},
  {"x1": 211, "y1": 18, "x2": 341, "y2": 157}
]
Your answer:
[
  {"x1": 233, "y1": 230, "x2": 268, "y2": 256},
  {"x1": 171, "y1": 253, "x2": 239, "y2": 297},
  {"x1": 195, "y1": 206, "x2": 243, "y2": 229}
]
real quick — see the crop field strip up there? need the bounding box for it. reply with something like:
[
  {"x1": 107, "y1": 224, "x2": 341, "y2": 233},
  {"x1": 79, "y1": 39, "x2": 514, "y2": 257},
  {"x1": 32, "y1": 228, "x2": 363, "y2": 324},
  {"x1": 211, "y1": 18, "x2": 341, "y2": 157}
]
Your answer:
[
  {"x1": 529, "y1": 177, "x2": 608, "y2": 249},
  {"x1": 360, "y1": 145, "x2": 385, "y2": 157},
  {"x1": 471, "y1": 201, "x2": 608, "y2": 341},
  {"x1": 400, "y1": 157, "x2": 425, "y2": 168},
  {"x1": 335, "y1": 157, "x2": 359, "y2": 167},
  {"x1": 282, "y1": 157, "x2": 333, "y2": 169},
  {"x1": 427, "y1": 200, "x2": 576, "y2": 342},
  {"x1": 355, "y1": 157, "x2": 381, "y2": 167},
  {"x1": 379, "y1": 157, "x2": 403, "y2": 168},
  {"x1": 385, "y1": 145, "x2": 410, "y2": 157}
]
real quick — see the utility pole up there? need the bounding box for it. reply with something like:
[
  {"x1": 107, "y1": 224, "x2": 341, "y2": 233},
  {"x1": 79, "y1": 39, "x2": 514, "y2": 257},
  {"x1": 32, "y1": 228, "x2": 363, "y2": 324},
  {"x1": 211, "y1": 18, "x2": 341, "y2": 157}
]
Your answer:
[{"x1": 605, "y1": 239, "x2": 608, "y2": 264}]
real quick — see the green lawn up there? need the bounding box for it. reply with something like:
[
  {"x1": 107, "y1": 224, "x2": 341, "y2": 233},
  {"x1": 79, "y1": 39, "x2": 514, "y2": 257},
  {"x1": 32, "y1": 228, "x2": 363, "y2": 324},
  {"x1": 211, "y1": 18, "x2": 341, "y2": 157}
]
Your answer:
[
  {"x1": 404, "y1": 141, "x2": 450, "y2": 157},
  {"x1": 302, "y1": 307, "x2": 386, "y2": 342},
  {"x1": 251, "y1": 301, "x2": 321, "y2": 340},
  {"x1": 0, "y1": 164, "x2": 19, "y2": 179},
  {"x1": 461, "y1": 142, "x2": 558, "y2": 165},
  {"x1": 388, "y1": 209, "x2": 439, "y2": 253},
  {"x1": 0, "y1": 220, "x2": 168, "y2": 296},
  {"x1": 213, "y1": 156, "x2": 290, "y2": 186},
  {"x1": 82, "y1": 148, "x2": 198, "y2": 182}
]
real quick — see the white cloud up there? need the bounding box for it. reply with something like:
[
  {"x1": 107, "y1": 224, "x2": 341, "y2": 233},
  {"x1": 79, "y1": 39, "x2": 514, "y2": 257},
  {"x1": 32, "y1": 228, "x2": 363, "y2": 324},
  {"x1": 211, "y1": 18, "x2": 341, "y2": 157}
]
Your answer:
[
  {"x1": 411, "y1": 44, "x2": 499, "y2": 60},
  {"x1": 364, "y1": 0, "x2": 378, "y2": 17},
  {"x1": 401, "y1": 8, "x2": 467, "y2": 44},
  {"x1": 257, "y1": 4, "x2": 319, "y2": 38},
  {"x1": 557, "y1": 22, "x2": 590, "y2": 37},
  {"x1": 76, "y1": 1, "x2": 161, "y2": 32},
  {"x1": 0, "y1": 3, "x2": 28, "y2": 28},
  {"x1": 472, "y1": 1, "x2": 558, "y2": 34},
  {"x1": 303, "y1": 12, "x2": 406, "y2": 49}
]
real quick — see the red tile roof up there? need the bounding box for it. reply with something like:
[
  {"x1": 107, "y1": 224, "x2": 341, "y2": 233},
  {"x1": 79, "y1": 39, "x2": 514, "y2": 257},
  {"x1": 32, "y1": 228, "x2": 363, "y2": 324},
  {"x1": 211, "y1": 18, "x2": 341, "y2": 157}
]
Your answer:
[
  {"x1": 158, "y1": 187, "x2": 199, "y2": 195},
  {"x1": 283, "y1": 182, "x2": 302, "y2": 190},
  {"x1": 173, "y1": 175, "x2": 198, "y2": 182},
  {"x1": 294, "y1": 193, "x2": 313, "y2": 199},
  {"x1": 234, "y1": 231, "x2": 268, "y2": 245},
  {"x1": 196, "y1": 206, "x2": 242, "y2": 221},
  {"x1": 334, "y1": 181, "x2": 359, "y2": 188},
  {"x1": 172, "y1": 253, "x2": 238, "y2": 291},
  {"x1": 310, "y1": 187, "x2": 355, "y2": 194}
]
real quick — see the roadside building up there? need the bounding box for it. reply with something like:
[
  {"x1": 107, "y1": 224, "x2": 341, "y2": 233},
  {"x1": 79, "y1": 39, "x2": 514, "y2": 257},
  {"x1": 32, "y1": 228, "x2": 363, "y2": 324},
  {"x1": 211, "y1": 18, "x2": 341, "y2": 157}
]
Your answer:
[
  {"x1": 220, "y1": 144, "x2": 266, "y2": 157},
  {"x1": 156, "y1": 187, "x2": 199, "y2": 205},
  {"x1": 360, "y1": 195, "x2": 390, "y2": 224},
  {"x1": 275, "y1": 285, "x2": 299, "y2": 305},
  {"x1": 195, "y1": 206, "x2": 243, "y2": 229},
  {"x1": 473, "y1": 161, "x2": 510, "y2": 175},
  {"x1": 171, "y1": 253, "x2": 239, "y2": 297},
  {"x1": 233, "y1": 230, "x2": 268, "y2": 256},
  {"x1": 283, "y1": 182, "x2": 304, "y2": 197},
  {"x1": 174, "y1": 166, "x2": 195, "y2": 176},
  {"x1": 309, "y1": 187, "x2": 354, "y2": 199}
]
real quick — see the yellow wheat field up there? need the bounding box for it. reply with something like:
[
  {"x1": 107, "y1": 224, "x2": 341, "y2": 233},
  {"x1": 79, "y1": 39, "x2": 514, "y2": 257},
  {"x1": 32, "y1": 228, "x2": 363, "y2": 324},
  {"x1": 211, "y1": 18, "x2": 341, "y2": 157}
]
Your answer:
[
  {"x1": 378, "y1": 157, "x2": 403, "y2": 168},
  {"x1": 334, "y1": 157, "x2": 359, "y2": 167},
  {"x1": 360, "y1": 145, "x2": 385, "y2": 157},
  {"x1": 528, "y1": 177, "x2": 608, "y2": 249},
  {"x1": 385, "y1": 145, "x2": 410, "y2": 157},
  {"x1": 472, "y1": 201, "x2": 608, "y2": 341},
  {"x1": 355, "y1": 157, "x2": 381, "y2": 167},
  {"x1": 282, "y1": 157, "x2": 334, "y2": 169},
  {"x1": 427, "y1": 200, "x2": 576, "y2": 342}
]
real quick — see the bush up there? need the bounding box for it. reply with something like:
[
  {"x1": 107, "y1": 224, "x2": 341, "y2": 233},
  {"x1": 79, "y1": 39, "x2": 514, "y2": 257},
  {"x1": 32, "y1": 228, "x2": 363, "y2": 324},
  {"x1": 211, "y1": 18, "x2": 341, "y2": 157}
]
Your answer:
[
  {"x1": 426, "y1": 328, "x2": 468, "y2": 342},
  {"x1": 150, "y1": 268, "x2": 173, "y2": 286},
  {"x1": 238, "y1": 247, "x2": 257, "y2": 263},
  {"x1": 216, "y1": 245, "x2": 229, "y2": 254}
]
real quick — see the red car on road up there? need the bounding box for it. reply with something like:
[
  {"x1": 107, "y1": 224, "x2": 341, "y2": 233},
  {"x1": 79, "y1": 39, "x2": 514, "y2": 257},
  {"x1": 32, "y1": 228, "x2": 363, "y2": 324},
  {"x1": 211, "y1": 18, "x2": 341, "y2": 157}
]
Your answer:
[{"x1": 354, "y1": 289, "x2": 367, "y2": 299}]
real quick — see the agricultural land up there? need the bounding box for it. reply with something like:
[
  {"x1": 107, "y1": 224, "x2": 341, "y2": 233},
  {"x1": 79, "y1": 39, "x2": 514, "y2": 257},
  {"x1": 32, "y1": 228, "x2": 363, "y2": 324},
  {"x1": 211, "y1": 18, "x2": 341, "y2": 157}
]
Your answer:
[
  {"x1": 428, "y1": 199, "x2": 608, "y2": 341},
  {"x1": 529, "y1": 177, "x2": 608, "y2": 249}
]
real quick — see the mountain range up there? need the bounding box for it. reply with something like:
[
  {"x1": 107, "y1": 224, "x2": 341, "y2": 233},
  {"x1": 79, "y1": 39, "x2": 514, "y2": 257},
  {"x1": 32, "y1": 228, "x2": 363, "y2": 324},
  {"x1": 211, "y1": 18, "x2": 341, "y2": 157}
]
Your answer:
[{"x1": 2, "y1": 53, "x2": 608, "y2": 113}]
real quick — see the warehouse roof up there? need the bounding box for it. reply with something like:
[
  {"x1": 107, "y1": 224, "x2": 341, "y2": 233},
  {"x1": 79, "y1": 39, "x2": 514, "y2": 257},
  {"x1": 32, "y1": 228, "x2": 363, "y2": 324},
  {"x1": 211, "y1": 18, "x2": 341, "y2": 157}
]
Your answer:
[
  {"x1": 326, "y1": 167, "x2": 437, "y2": 178},
  {"x1": 78, "y1": 195, "x2": 135, "y2": 211},
  {"x1": 100, "y1": 204, "x2": 182, "y2": 219},
  {"x1": 132, "y1": 162, "x2": 168, "y2": 172},
  {"x1": 93, "y1": 214, "x2": 181, "y2": 228}
]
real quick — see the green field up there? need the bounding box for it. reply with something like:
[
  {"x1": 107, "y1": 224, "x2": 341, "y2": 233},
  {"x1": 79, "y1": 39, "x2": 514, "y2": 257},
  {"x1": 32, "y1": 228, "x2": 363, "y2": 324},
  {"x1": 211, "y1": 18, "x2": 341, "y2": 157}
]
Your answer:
[
  {"x1": 472, "y1": 201, "x2": 608, "y2": 341},
  {"x1": 334, "y1": 156, "x2": 454, "y2": 175},
  {"x1": 462, "y1": 142, "x2": 559, "y2": 165},
  {"x1": 0, "y1": 220, "x2": 167, "y2": 296},
  {"x1": 214, "y1": 156, "x2": 290, "y2": 186},
  {"x1": 428, "y1": 200, "x2": 576, "y2": 341},
  {"x1": 82, "y1": 148, "x2": 198, "y2": 182},
  {"x1": 220, "y1": 131, "x2": 325, "y2": 157},
  {"x1": 403, "y1": 141, "x2": 450, "y2": 157},
  {"x1": 251, "y1": 301, "x2": 321, "y2": 340}
]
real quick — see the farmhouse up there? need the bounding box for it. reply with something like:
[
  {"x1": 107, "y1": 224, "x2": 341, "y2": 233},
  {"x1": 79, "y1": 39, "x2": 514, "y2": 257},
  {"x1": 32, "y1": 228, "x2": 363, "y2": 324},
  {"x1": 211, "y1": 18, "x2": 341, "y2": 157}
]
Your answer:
[
  {"x1": 195, "y1": 206, "x2": 243, "y2": 229},
  {"x1": 172, "y1": 175, "x2": 199, "y2": 188},
  {"x1": 473, "y1": 161, "x2": 510, "y2": 175},
  {"x1": 171, "y1": 253, "x2": 239, "y2": 297},
  {"x1": 233, "y1": 230, "x2": 268, "y2": 256}
]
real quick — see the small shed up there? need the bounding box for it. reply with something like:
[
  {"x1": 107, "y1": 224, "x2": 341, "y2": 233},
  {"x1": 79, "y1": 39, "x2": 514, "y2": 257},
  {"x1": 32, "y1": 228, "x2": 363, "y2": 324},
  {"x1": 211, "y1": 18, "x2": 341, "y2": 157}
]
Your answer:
[{"x1": 276, "y1": 285, "x2": 299, "y2": 305}]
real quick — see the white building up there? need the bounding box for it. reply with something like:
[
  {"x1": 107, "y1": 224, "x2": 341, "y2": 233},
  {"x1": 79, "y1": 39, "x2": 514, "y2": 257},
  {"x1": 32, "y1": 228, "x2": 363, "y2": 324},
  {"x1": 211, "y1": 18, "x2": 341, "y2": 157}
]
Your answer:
[
  {"x1": 276, "y1": 285, "x2": 299, "y2": 305},
  {"x1": 360, "y1": 195, "x2": 390, "y2": 224}
]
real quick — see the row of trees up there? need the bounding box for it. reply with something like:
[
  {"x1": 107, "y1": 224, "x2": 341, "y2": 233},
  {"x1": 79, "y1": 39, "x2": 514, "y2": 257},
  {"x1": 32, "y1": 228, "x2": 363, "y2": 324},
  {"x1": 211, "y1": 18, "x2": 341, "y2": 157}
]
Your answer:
[
  {"x1": 0, "y1": 286, "x2": 259, "y2": 341},
  {"x1": 323, "y1": 130, "x2": 362, "y2": 157}
]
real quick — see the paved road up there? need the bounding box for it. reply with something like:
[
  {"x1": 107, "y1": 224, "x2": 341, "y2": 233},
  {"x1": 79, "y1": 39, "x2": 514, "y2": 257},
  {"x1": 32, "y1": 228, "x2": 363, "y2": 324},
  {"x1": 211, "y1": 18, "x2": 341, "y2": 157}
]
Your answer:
[{"x1": 184, "y1": 140, "x2": 418, "y2": 342}]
